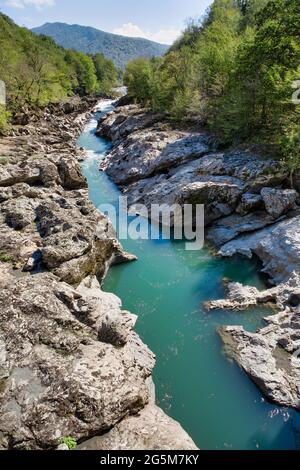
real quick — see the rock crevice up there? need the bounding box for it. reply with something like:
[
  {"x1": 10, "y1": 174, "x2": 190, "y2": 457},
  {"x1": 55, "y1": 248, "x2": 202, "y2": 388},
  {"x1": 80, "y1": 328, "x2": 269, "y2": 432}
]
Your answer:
[
  {"x1": 0, "y1": 98, "x2": 197, "y2": 450},
  {"x1": 97, "y1": 103, "x2": 300, "y2": 412}
]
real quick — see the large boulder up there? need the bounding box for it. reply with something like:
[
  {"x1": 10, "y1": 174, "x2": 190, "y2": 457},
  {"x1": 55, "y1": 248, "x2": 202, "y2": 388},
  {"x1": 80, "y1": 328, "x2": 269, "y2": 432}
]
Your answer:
[
  {"x1": 207, "y1": 211, "x2": 276, "y2": 246},
  {"x1": 261, "y1": 187, "x2": 298, "y2": 219},
  {"x1": 101, "y1": 129, "x2": 210, "y2": 185},
  {"x1": 0, "y1": 158, "x2": 59, "y2": 188},
  {"x1": 36, "y1": 197, "x2": 120, "y2": 284},
  {"x1": 220, "y1": 215, "x2": 300, "y2": 284},
  {"x1": 220, "y1": 317, "x2": 300, "y2": 410},
  {"x1": 0, "y1": 273, "x2": 155, "y2": 450},
  {"x1": 96, "y1": 106, "x2": 162, "y2": 142},
  {"x1": 78, "y1": 404, "x2": 198, "y2": 451},
  {"x1": 58, "y1": 157, "x2": 88, "y2": 190},
  {"x1": 236, "y1": 192, "x2": 263, "y2": 215},
  {"x1": 1, "y1": 196, "x2": 37, "y2": 230}
]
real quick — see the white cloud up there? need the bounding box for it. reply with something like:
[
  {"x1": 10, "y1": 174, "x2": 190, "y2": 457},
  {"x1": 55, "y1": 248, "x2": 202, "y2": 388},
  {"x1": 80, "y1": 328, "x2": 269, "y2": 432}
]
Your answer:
[
  {"x1": 113, "y1": 22, "x2": 180, "y2": 45},
  {"x1": 5, "y1": 0, "x2": 55, "y2": 9},
  {"x1": 113, "y1": 23, "x2": 145, "y2": 39}
]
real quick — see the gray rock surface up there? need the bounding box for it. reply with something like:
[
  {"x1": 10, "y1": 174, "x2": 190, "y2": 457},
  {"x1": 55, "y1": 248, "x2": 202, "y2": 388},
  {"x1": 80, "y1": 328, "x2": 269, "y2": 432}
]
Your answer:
[
  {"x1": 0, "y1": 271, "x2": 154, "y2": 450},
  {"x1": 236, "y1": 192, "x2": 263, "y2": 215},
  {"x1": 261, "y1": 187, "x2": 297, "y2": 219},
  {"x1": 220, "y1": 215, "x2": 300, "y2": 284},
  {"x1": 206, "y1": 211, "x2": 277, "y2": 246},
  {"x1": 207, "y1": 272, "x2": 300, "y2": 311},
  {"x1": 97, "y1": 103, "x2": 300, "y2": 414},
  {"x1": 0, "y1": 103, "x2": 133, "y2": 283},
  {"x1": 0, "y1": 98, "x2": 197, "y2": 451},
  {"x1": 97, "y1": 106, "x2": 289, "y2": 231},
  {"x1": 209, "y1": 273, "x2": 300, "y2": 409},
  {"x1": 77, "y1": 404, "x2": 198, "y2": 451}
]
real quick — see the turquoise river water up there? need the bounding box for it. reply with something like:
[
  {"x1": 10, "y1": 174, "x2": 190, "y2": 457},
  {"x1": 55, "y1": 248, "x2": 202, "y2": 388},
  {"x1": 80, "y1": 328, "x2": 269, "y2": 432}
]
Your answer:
[{"x1": 77, "y1": 101, "x2": 300, "y2": 450}]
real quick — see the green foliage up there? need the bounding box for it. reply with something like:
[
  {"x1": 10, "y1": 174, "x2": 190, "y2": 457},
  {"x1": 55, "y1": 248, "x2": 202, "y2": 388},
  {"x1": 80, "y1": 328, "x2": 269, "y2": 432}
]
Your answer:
[
  {"x1": 215, "y1": 0, "x2": 300, "y2": 145},
  {"x1": 0, "y1": 252, "x2": 14, "y2": 263},
  {"x1": 61, "y1": 436, "x2": 77, "y2": 450},
  {"x1": 92, "y1": 53, "x2": 119, "y2": 94},
  {"x1": 0, "y1": 105, "x2": 11, "y2": 135},
  {"x1": 280, "y1": 118, "x2": 300, "y2": 184},
  {"x1": 65, "y1": 50, "x2": 98, "y2": 95},
  {"x1": 0, "y1": 13, "x2": 119, "y2": 115},
  {"x1": 124, "y1": 58, "x2": 155, "y2": 106},
  {"x1": 124, "y1": 0, "x2": 300, "y2": 168},
  {"x1": 0, "y1": 14, "x2": 73, "y2": 109}
]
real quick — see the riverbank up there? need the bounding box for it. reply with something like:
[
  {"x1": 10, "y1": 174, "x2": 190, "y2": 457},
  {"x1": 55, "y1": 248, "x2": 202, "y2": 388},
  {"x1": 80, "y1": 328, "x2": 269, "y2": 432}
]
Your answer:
[
  {"x1": 0, "y1": 97, "x2": 197, "y2": 450},
  {"x1": 97, "y1": 103, "x2": 300, "y2": 412}
]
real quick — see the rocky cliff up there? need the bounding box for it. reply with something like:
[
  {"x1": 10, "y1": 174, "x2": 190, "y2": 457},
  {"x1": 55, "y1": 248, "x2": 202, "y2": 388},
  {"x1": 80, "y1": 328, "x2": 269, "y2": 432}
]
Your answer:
[
  {"x1": 97, "y1": 103, "x2": 300, "y2": 411},
  {"x1": 0, "y1": 98, "x2": 197, "y2": 450}
]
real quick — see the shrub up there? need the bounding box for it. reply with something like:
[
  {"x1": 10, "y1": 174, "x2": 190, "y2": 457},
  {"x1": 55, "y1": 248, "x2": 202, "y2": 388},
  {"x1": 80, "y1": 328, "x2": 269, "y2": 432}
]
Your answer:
[
  {"x1": 61, "y1": 436, "x2": 77, "y2": 450},
  {"x1": 0, "y1": 105, "x2": 10, "y2": 135}
]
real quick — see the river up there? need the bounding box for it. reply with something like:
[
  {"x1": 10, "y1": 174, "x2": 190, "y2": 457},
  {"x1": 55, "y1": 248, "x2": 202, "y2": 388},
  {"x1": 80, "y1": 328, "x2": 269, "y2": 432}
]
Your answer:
[{"x1": 77, "y1": 100, "x2": 300, "y2": 450}]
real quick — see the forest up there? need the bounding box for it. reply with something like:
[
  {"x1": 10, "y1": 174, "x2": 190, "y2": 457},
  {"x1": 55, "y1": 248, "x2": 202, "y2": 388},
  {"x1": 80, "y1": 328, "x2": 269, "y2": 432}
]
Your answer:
[
  {"x1": 0, "y1": 13, "x2": 119, "y2": 134},
  {"x1": 32, "y1": 22, "x2": 168, "y2": 70},
  {"x1": 124, "y1": 0, "x2": 300, "y2": 174}
]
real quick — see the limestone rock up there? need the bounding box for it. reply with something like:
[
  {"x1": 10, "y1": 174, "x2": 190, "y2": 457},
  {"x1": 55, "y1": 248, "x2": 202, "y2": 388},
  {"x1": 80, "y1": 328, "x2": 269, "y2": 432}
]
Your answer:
[
  {"x1": 78, "y1": 404, "x2": 198, "y2": 451},
  {"x1": 0, "y1": 98, "x2": 195, "y2": 452},
  {"x1": 207, "y1": 272, "x2": 300, "y2": 311},
  {"x1": 58, "y1": 157, "x2": 88, "y2": 190},
  {"x1": 219, "y1": 321, "x2": 300, "y2": 409},
  {"x1": 220, "y1": 215, "x2": 300, "y2": 284},
  {"x1": 207, "y1": 211, "x2": 277, "y2": 246},
  {"x1": 97, "y1": 106, "x2": 286, "y2": 233},
  {"x1": 101, "y1": 129, "x2": 210, "y2": 185},
  {"x1": 57, "y1": 444, "x2": 69, "y2": 451},
  {"x1": 208, "y1": 274, "x2": 300, "y2": 409},
  {"x1": 236, "y1": 193, "x2": 263, "y2": 215},
  {"x1": 0, "y1": 273, "x2": 155, "y2": 450},
  {"x1": 76, "y1": 277, "x2": 138, "y2": 347},
  {"x1": 261, "y1": 187, "x2": 298, "y2": 219},
  {"x1": 2, "y1": 196, "x2": 37, "y2": 230},
  {"x1": 96, "y1": 106, "x2": 163, "y2": 142}
]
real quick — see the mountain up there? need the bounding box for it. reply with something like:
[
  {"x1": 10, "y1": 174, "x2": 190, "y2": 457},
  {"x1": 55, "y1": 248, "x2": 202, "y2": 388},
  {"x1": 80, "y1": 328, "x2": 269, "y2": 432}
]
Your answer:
[{"x1": 32, "y1": 22, "x2": 169, "y2": 69}]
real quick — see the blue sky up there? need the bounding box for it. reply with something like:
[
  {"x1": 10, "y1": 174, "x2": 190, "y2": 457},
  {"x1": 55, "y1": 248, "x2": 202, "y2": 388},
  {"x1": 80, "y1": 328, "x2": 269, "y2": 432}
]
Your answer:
[{"x1": 0, "y1": 0, "x2": 213, "y2": 44}]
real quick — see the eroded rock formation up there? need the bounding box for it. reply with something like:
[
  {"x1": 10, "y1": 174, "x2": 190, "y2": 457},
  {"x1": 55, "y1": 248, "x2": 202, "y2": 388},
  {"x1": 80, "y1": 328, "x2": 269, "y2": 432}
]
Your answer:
[
  {"x1": 97, "y1": 103, "x2": 300, "y2": 412},
  {"x1": 0, "y1": 99, "x2": 197, "y2": 450}
]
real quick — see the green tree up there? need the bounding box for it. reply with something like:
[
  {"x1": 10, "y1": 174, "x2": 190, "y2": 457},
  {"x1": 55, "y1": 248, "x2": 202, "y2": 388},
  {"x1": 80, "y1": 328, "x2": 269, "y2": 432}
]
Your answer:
[
  {"x1": 215, "y1": 0, "x2": 300, "y2": 143},
  {"x1": 65, "y1": 50, "x2": 98, "y2": 95},
  {"x1": 0, "y1": 12, "x2": 119, "y2": 119},
  {"x1": 124, "y1": 58, "x2": 154, "y2": 105},
  {"x1": 92, "y1": 53, "x2": 119, "y2": 94}
]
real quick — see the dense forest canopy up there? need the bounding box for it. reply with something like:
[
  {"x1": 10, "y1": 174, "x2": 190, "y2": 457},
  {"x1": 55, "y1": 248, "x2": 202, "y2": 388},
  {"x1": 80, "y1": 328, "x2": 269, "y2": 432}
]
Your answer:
[
  {"x1": 124, "y1": 0, "x2": 300, "y2": 172},
  {"x1": 0, "y1": 13, "x2": 119, "y2": 133}
]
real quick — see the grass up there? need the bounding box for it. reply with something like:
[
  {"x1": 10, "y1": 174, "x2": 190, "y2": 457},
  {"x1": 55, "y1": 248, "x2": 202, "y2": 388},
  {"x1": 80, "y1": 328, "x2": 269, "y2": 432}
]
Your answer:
[
  {"x1": 0, "y1": 156, "x2": 9, "y2": 165},
  {"x1": 61, "y1": 436, "x2": 77, "y2": 450},
  {"x1": 0, "y1": 252, "x2": 14, "y2": 263}
]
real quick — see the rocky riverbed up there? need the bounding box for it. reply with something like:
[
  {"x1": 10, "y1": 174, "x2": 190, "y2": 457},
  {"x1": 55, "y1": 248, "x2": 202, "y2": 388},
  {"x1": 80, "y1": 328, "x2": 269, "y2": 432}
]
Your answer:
[
  {"x1": 97, "y1": 103, "x2": 300, "y2": 411},
  {"x1": 0, "y1": 98, "x2": 197, "y2": 450}
]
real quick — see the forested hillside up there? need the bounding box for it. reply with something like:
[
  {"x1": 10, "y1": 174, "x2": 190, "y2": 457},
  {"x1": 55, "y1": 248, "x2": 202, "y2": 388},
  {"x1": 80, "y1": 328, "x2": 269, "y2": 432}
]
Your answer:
[
  {"x1": 0, "y1": 13, "x2": 119, "y2": 133},
  {"x1": 124, "y1": 0, "x2": 300, "y2": 173},
  {"x1": 32, "y1": 22, "x2": 169, "y2": 70}
]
